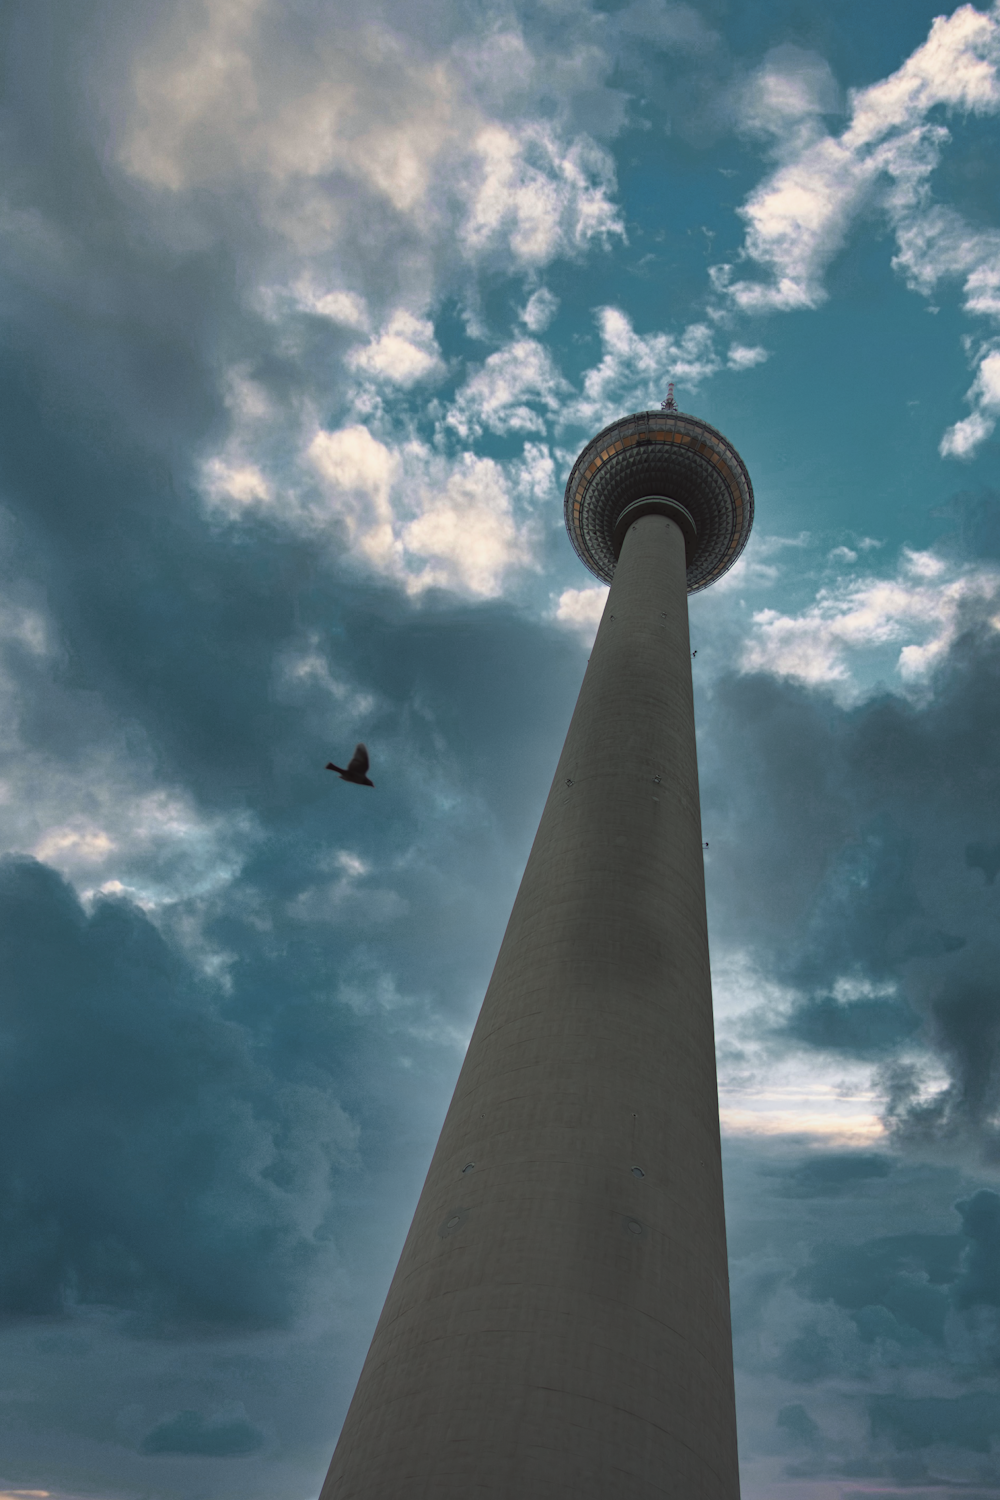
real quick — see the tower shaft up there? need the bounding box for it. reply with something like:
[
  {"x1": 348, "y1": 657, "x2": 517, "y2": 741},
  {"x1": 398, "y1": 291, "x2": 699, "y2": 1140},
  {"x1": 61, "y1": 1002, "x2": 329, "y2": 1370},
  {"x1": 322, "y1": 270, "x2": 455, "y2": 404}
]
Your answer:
[{"x1": 321, "y1": 512, "x2": 739, "y2": 1499}]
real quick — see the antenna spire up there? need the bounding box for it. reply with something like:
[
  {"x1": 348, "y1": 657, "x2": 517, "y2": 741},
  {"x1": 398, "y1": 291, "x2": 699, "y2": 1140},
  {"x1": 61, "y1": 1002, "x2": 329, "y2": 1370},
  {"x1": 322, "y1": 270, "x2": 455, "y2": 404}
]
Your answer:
[{"x1": 661, "y1": 382, "x2": 677, "y2": 412}]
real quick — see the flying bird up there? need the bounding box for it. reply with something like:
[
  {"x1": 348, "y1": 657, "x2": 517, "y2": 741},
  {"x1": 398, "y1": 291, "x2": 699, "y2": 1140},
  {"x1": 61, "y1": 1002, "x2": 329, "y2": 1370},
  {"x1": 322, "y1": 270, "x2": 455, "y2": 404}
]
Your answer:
[{"x1": 326, "y1": 743, "x2": 374, "y2": 787}]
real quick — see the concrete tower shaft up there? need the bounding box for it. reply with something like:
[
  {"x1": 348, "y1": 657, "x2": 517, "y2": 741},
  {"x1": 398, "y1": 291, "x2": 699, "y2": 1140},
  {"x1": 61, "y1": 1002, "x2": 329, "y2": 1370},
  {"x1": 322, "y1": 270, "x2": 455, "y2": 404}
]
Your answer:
[{"x1": 320, "y1": 468, "x2": 745, "y2": 1494}]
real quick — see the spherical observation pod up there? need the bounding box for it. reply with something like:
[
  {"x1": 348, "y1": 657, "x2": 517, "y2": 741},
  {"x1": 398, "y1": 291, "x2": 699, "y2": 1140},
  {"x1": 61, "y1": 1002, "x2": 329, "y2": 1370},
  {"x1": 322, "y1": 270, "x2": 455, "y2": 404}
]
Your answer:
[{"x1": 564, "y1": 408, "x2": 754, "y2": 592}]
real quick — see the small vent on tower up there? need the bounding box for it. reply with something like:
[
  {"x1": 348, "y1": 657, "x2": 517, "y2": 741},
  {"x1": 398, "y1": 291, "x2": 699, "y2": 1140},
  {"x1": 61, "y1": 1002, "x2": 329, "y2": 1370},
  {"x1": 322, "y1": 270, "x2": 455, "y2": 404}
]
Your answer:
[{"x1": 439, "y1": 1207, "x2": 470, "y2": 1238}]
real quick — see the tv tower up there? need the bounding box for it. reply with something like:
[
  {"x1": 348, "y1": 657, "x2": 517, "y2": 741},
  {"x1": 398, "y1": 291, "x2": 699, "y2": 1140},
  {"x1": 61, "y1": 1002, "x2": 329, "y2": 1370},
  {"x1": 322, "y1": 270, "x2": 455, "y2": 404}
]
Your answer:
[{"x1": 320, "y1": 404, "x2": 754, "y2": 1499}]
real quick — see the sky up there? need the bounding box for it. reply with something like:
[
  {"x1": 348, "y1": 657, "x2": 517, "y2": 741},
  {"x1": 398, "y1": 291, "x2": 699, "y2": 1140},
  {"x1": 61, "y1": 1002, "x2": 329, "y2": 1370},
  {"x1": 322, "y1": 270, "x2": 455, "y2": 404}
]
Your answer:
[{"x1": 2, "y1": 0, "x2": 1000, "y2": 1496}]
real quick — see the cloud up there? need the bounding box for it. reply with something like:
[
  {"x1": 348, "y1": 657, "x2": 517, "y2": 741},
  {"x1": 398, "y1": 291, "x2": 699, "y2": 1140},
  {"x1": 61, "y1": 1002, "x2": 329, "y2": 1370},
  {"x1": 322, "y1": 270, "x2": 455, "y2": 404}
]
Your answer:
[
  {"x1": 308, "y1": 425, "x2": 402, "y2": 574},
  {"x1": 568, "y1": 306, "x2": 721, "y2": 428},
  {"x1": 778, "y1": 992, "x2": 922, "y2": 1058},
  {"x1": 520, "y1": 287, "x2": 559, "y2": 332},
  {"x1": 741, "y1": 546, "x2": 1000, "y2": 695},
  {"x1": 307, "y1": 430, "x2": 536, "y2": 597},
  {"x1": 940, "y1": 346, "x2": 1000, "y2": 458},
  {"x1": 461, "y1": 123, "x2": 624, "y2": 266},
  {"x1": 776, "y1": 1153, "x2": 893, "y2": 1198},
  {"x1": 348, "y1": 311, "x2": 443, "y2": 387},
  {"x1": 293, "y1": 286, "x2": 370, "y2": 330},
  {"x1": 726, "y1": 342, "x2": 769, "y2": 370},
  {"x1": 774, "y1": 1324, "x2": 837, "y2": 1383},
  {"x1": 719, "y1": 5, "x2": 1000, "y2": 314},
  {"x1": 715, "y1": 4, "x2": 1000, "y2": 454},
  {"x1": 446, "y1": 337, "x2": 568, "y2": 438},
  {"x1": 870, "y1": 1391, "x2": 1000, "y2": 1453},
  {"x1": 140, "y1": 1406, "x2": 265, "y2": 1456},
  {"x1": 794, "y1": 1231, "x2": 961, "y2": 1342},
  {"x1": 400, "y1": 454, "x2": 537, "y2": 597},
  {"x1": 699, "y1": 560, "x2": 1000, "y2": 1168},
  {"x1": 738, "y1": 45, "x2": 842, "y2": 140},
  {"x1": 553, "y1": 583, "x2": 609, "y2": 639},
  {"x1": 118, "y1": 1, "x2": 625, "y2": 280},
  {"x1": 776, "y1": 1402, "x2": 822, "y2": 1449},
  {"x1": 0, "y1": 857, "x2": 356, "y2": 1329}
]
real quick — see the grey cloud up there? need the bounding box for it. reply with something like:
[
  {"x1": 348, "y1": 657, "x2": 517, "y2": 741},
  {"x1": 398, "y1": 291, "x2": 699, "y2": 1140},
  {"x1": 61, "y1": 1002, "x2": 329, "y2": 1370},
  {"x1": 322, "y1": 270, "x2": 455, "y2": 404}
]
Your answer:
[
  {"x1": 140, "y1": 1408, "x2": 265, "y2": 1457},
  {"x1": 870, "y1": 1392, "x2": 1000, "y2": 1454},
  {"x1": 700, "y1": 589, "x2": 1000, "y2": 1154},
  {"x1": 953, "y1": 1190, "x2": 1000, "y2": 1311},
  {"x1": 775, "y1": 1402, "x2": 822, "y2": 1449},
  {"x1": 775, "y1": 1153, "x2": 893, "y2": 1197},
  {"x1": 793, "y1": 1234, "x2": 960, "y2": 1344},
  {"x1": 966, "y1": 841, "x2": 1000, "y2": 886},
  {"x1": 884, "y1": 979, "x2": 1000, "y2": 1157},
  {"x1": 777, "y1": 991, "x2": 921, "y2": 1059},
  {"x1": 0, "y1": 855, "x2": 355, "y2": 1329},
  {"x1": 775, "y1": 1324, "x2": 837, "y2": 1383}
]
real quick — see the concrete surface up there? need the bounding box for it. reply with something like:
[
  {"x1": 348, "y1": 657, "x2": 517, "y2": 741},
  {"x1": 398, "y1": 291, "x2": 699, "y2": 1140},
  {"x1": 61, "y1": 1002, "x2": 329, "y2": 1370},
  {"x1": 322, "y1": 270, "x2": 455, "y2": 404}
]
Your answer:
[{"x1": 320, "y1": 512, "x2": 740, "y2": 1499}]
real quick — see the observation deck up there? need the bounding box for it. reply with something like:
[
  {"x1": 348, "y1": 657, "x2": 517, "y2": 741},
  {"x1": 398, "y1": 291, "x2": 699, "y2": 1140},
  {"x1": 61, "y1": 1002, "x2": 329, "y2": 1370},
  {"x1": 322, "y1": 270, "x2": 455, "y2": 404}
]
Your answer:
[{"x1": 564, "y1": 408, "x2": 754, "y2": 593}]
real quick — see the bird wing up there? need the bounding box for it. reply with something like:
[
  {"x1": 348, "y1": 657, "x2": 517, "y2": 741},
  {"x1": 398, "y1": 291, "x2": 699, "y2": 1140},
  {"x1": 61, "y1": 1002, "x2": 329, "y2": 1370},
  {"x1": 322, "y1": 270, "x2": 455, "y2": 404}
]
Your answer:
[{"x1": 347, "y1": 743, "x2": 369, "y2": 775}]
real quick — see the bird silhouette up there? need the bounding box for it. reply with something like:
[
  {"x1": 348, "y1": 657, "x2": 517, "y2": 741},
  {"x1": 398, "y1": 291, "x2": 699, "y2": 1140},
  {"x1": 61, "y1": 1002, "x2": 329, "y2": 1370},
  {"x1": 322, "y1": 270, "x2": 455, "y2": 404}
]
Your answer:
[{"x1": 326, "y1": 743, "x2": 374, "y2": 787}]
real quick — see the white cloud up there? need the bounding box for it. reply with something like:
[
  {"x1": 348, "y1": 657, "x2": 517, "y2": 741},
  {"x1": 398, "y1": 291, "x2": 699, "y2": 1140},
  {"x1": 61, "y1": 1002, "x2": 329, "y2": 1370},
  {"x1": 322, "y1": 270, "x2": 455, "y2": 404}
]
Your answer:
[
  {"x1": 726, "y1": 343, "x2": 769, "y2": 370},
  {"x1": 348, "y1": 310, "x2": 443, "y2": 387},
  {"x1": 27, "y1": 789, "x2": 255, "y2": 914},
  {"x1": 712, "y1": 134, "x2": 872, "y2": 314},
  {"x1": 118, "y1": 3, "x2": 624, "y2": 278},
  {"x1": 553, "y1": 584, "x2": 609, "y2": 640},
  {"x1": 742, "y1": 546, "x2": 1000, "y2": 693},
  {"x1": 940, "y1": 345, "x2": 1000, "y2": 457},
  {"x1": 446, "y1": 337, "x2": 568, "y2": 438},
  {"x1": 401, "y1": 454, "x2": 536, "y2": 597},
  {"x1": 296, "y1": 286, "x2": 370, "y2": 329},
  {"x1": 715, "y1": 3, "x2": 1000, "y2": 452},
  {"x1": 712, "y1": 953, "x2": 892, "y2": 1145},
  {"x1": 512, "y1": 441, "x2": 557, "y2": 506},
  {"x1": 307, "y1": 426, "x2": 535, "y2": 598},
  {"x1": 202, "y1": 457, "x2": 274, "y2": 512},
  {"x1": 520, "y1": 286, "x2": 559, "y2": 332},
  {"x1": 308, "y1": 425, "x2": 402, "y2": 574},
  {"x1": 738, "y1": 45, "x2": 841, "y2": 139},
  {"x1": 939, "y1": 407, "x2": 996, "y2": 459},
  {"x1": 288, "y1": 849, "x2": 409, "y2": 925},
  {"x1": 568, "y1": 306, "x2": 721, "y2": 428},
  {"x1": 461, "y1": 123, "x2": 624, "y2": 267}
]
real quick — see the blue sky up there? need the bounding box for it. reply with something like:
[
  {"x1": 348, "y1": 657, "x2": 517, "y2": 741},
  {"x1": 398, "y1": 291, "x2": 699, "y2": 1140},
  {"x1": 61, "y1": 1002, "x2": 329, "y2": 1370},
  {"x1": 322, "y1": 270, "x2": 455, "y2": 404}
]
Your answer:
[{"x1": 2, "y1": 1, "x2": 1000, "y2": 1497}]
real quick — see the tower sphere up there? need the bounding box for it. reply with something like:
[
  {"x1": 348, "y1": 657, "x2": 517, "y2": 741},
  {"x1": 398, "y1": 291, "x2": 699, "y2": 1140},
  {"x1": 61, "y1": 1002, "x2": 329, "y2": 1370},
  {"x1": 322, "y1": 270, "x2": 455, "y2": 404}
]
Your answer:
[{"x1": 564, "y1": 408, "x2": 754, "y2": 592}]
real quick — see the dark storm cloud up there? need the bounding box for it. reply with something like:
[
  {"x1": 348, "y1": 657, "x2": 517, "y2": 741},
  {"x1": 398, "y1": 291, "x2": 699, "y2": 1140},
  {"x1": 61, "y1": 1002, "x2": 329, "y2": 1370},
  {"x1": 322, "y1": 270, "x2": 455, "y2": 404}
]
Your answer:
[
  {"x1": 775, "y1": 1152, "x2": 893, "y2": 1197},
  {"x1": 774, "y1": 1324, "x2": 837, "y2": 1383},
  {"x1": 965, "y1": 840, "x2": 1000, "y2": 886},
  {"x1": 777, "y1": 991, "x2": 921, "y2": 1058},
  {"x1": 952, "y1": 1189, "x2": 1000, "y2": 1310},
  {"x1": 723, "y1": 1138, "x2": 1000, "y2": 1492},
  {"x1": 870, "y1": 1391, "x2": 1000, "y2": 1453},
  {"x1": 701, "y1": 584, "x2": 1000, "y2": 1156},
  {"x1": 0, "y1": 855, "x2": 355, "y2": 1328},
  {"x1": 139, "y1": 1408, "x2": 265, "y2": 1456},
  {"x1": 775, "y1": 1402, "x2": 822, "y2": 1449},
  {"x1": 793, "y1": 1233, "x2": 959, "y2": 1344},
  {"x1": 784, "y1": 1191, "x2": 1000, "y2": 1357}
]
